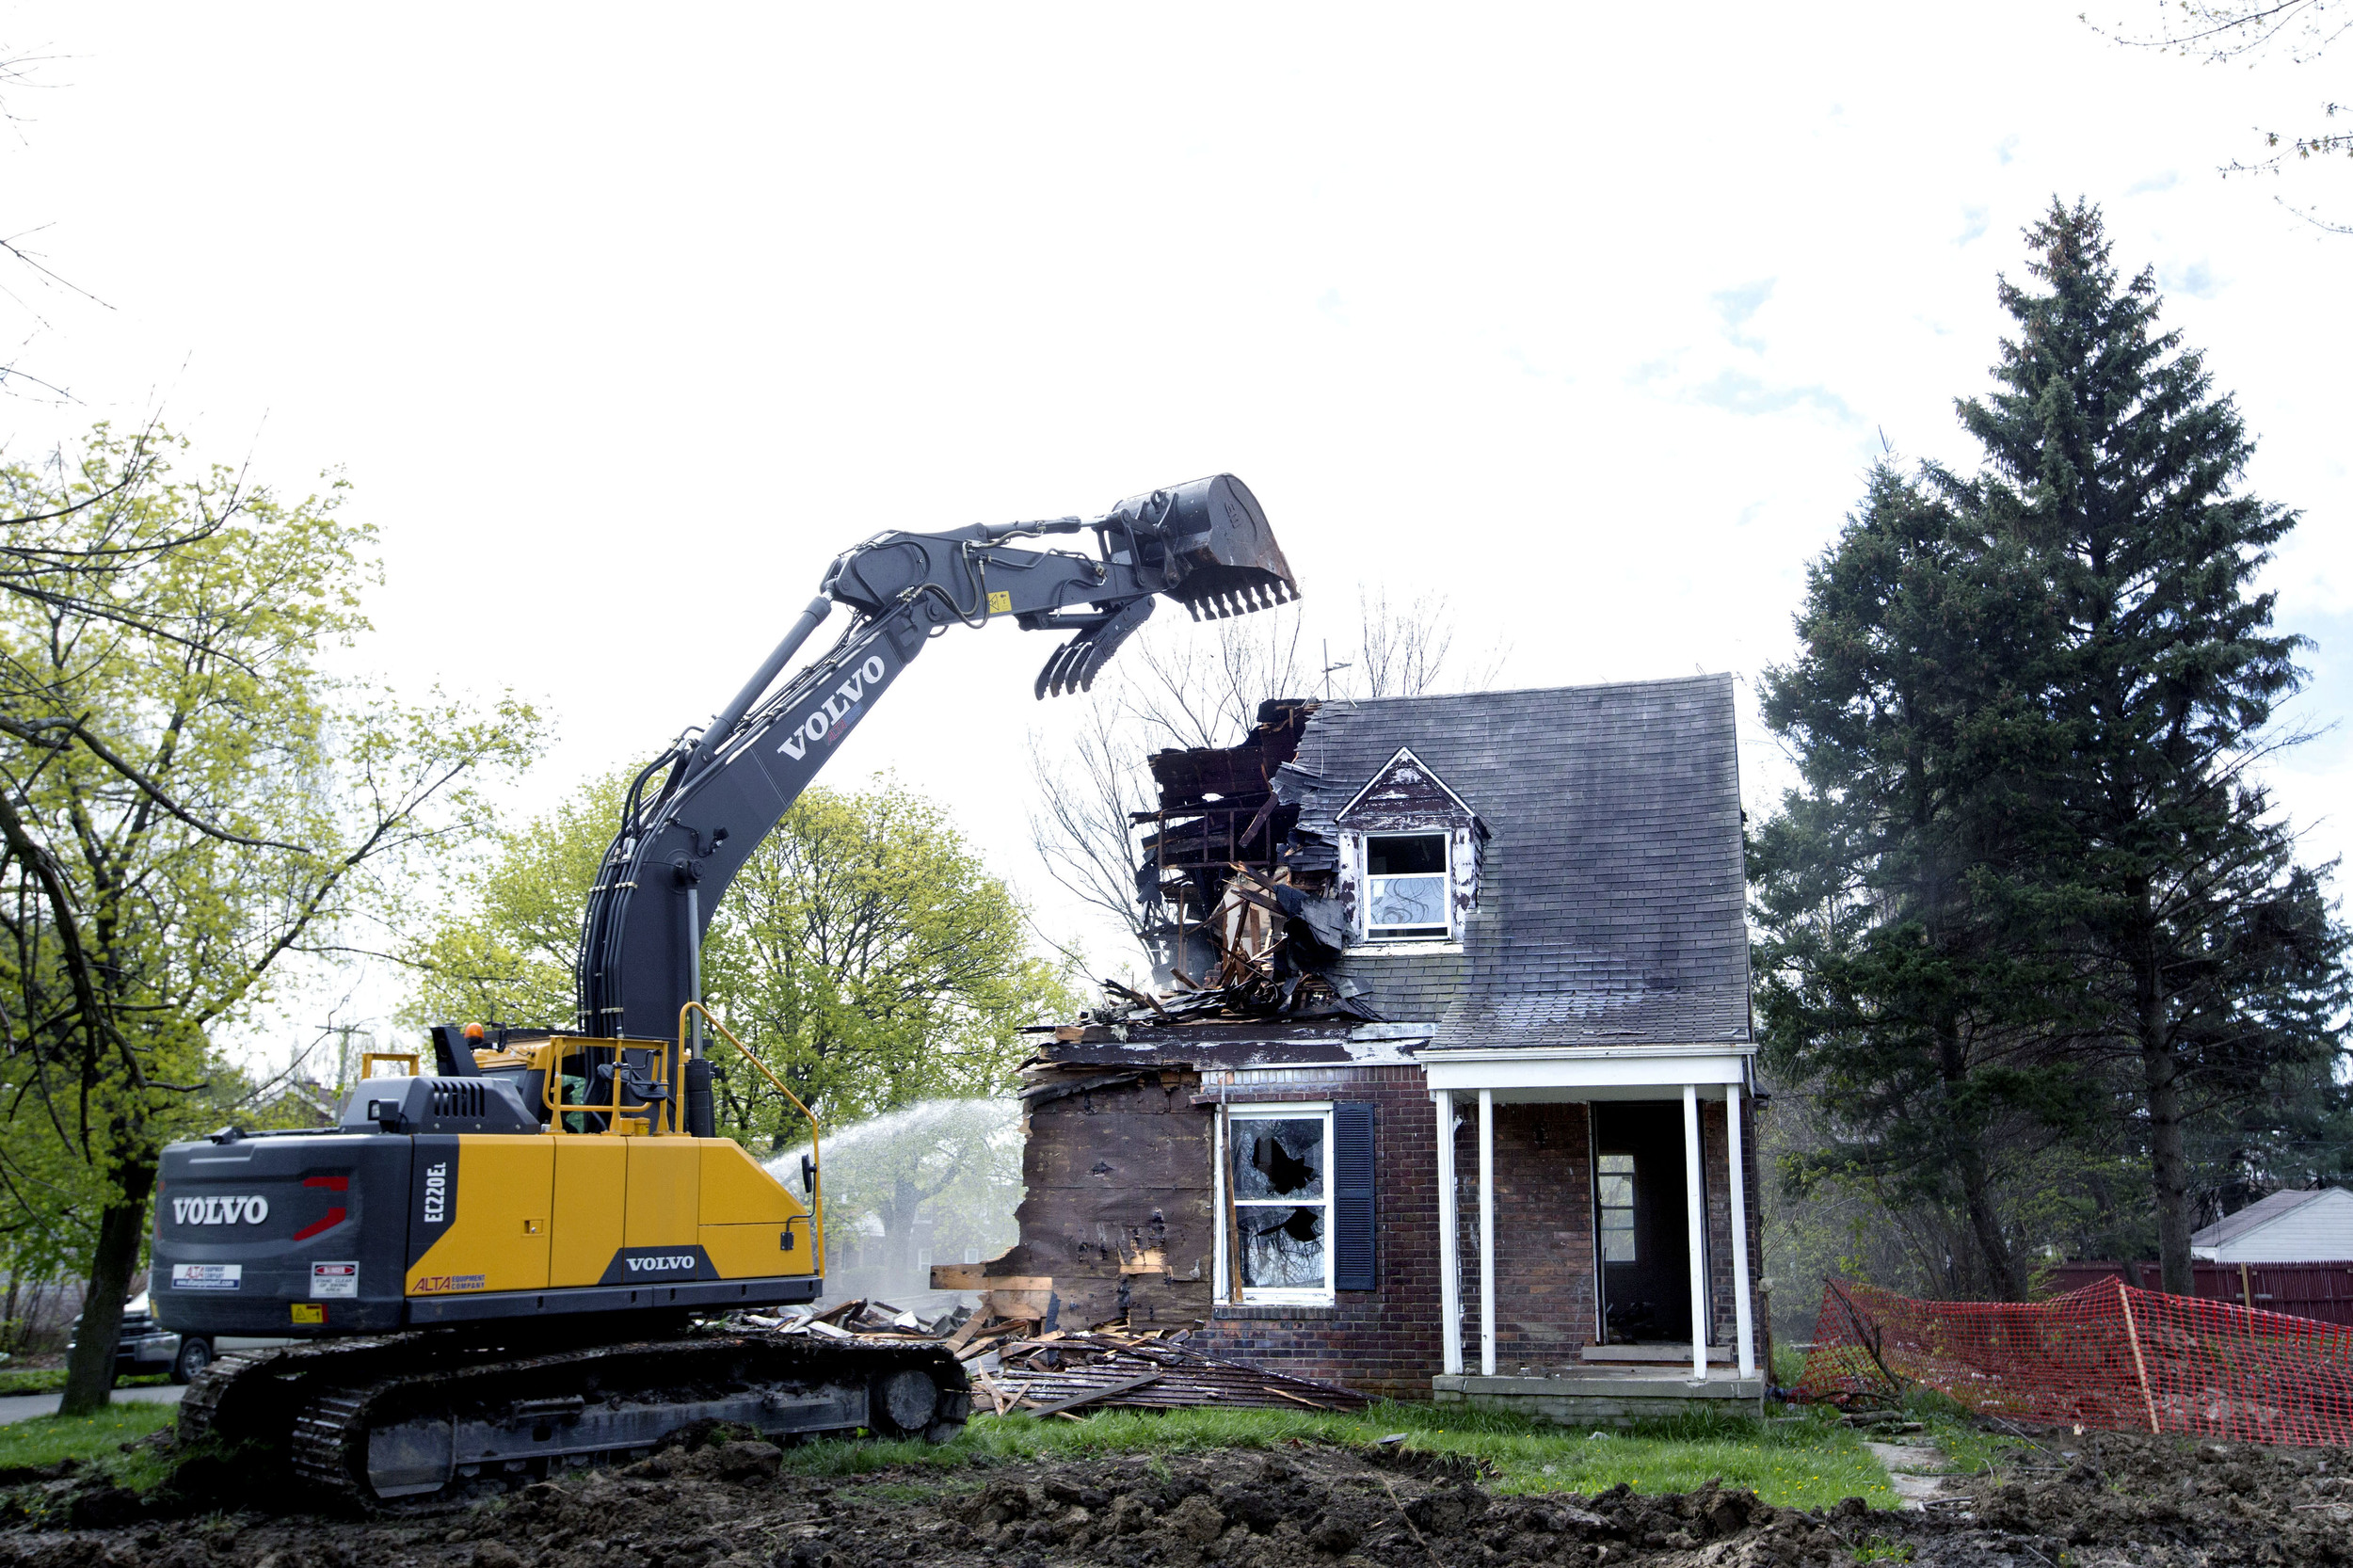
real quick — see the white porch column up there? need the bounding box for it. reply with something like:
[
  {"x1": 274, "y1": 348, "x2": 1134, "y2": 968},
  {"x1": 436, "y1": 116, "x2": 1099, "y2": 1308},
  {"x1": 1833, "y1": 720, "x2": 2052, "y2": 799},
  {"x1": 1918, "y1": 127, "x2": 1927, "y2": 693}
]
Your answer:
[
  {"x1": 1478, "y1": 1088, "x2": 1497, "y2": 1378},
  {"x1": 1727, "y1": 1082, "x2": 1755, "y2": 1380},
  {"x1": 1435, "y1": 1091, "x2": 1462, "y2": 1376},
  {"x1": 1683, "y1": 1084, "x2": 1707, "y2": 1381}
]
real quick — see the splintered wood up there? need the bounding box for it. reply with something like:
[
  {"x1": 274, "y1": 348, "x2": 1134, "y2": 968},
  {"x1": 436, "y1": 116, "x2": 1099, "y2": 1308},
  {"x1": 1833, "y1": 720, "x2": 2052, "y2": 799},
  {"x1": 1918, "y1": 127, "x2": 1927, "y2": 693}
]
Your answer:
[
  {"x1": 955, "y1": 1320, "x2": 1369, "y2": 1415},
  {"x1": 764, "y1": 1304, "x2": 1367, "y2": 1416}
]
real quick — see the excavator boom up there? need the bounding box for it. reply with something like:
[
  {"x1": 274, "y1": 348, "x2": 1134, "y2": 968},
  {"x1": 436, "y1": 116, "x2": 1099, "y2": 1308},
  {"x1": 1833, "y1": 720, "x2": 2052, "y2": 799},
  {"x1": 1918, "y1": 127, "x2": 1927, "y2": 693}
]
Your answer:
[{"x1": 576, "y1": 473, "x2": 1296, "y2": 1048}]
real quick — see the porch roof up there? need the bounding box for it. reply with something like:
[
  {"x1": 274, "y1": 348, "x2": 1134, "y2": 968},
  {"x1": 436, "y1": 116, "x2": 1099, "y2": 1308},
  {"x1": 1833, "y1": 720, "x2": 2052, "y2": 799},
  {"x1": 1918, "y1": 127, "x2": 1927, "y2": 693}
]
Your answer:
[{"x1": 1420, "y1": 1041, "x2": 1753, "y2": 1098}]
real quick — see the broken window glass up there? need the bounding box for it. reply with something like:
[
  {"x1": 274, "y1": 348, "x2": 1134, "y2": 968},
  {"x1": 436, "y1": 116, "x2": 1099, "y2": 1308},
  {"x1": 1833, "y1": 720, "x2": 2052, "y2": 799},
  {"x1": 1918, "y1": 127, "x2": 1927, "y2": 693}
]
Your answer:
[
  {"x1": 1232, "y1": 1118, "x2": 1324, "y2": 1201},
  {"x1": 1598, "y1": 1153, "x2": 1637, "y2": 1262},
  {"x1": 1228, "y1": 1112, "x2": 1331, "y2": 1297},
  {"x1": 1239, "y1": 1204, "x2": 1325, "y2": 1289}
]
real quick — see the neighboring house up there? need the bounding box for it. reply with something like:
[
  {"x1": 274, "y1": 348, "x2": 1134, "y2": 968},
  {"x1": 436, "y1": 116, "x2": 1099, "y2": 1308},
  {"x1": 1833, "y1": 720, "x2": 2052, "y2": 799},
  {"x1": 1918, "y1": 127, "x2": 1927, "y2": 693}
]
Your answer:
[
  {"x1": 2191, "y1": 1188, "x2": 2353, "y2": 1264},
  {"x1": 956, "y1": 677, "x2": 1765, "y2": 1421}
]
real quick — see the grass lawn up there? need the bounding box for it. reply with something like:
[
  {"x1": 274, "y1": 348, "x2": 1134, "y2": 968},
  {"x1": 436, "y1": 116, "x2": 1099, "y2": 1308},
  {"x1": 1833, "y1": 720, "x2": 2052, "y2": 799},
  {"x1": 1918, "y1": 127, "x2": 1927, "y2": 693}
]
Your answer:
[
  {"x1": 0, "y1": 1402, "x2": 177, "y2": 1477},
  {"x1": 774, "y1": 1400, "x2": 1900, "y2": 1512},
  {"x1": 0, "y1": 1369, "x2": 170, "y2": 1397}
]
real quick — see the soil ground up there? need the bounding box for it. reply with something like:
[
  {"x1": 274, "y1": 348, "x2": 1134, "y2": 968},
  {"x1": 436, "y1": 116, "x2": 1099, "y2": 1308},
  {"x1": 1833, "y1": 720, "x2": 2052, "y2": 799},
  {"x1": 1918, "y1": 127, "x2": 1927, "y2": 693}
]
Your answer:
[{"x1": 0, "y1": 1421, "x2": 2347, "y2": 1568}]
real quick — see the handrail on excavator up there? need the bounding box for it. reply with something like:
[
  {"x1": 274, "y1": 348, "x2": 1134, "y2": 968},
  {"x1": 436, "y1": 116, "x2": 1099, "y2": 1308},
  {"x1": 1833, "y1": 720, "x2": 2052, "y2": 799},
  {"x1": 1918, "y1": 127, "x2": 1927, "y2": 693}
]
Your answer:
[{"x1": 679, "y1": 1000, "x2": 824, "y2": 1277}]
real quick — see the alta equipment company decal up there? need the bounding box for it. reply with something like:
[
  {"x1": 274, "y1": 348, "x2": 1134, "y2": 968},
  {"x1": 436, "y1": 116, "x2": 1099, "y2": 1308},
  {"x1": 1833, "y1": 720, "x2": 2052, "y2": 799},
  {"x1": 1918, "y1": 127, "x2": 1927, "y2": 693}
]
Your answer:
[
  {"x1": 311, "y1": 1261, "x2": 358, "y2": 1299},
  {"x1": 411, "y1": 1273, "x2": 486, "y2": 1294},
  {"x1": 170, "y1": 1263, "x2": 242, "y2": 1290}
]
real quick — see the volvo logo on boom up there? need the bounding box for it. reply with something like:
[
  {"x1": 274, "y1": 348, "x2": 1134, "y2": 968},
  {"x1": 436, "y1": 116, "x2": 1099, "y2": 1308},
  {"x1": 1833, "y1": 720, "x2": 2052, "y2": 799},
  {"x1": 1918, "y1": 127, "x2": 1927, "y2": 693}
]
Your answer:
[
  {"x1": 173, "y1": 1195, "x2": 268, "y2": 1225},
  {"x1": 776, "y1": 656, "x2": 888, "y2": 761}
]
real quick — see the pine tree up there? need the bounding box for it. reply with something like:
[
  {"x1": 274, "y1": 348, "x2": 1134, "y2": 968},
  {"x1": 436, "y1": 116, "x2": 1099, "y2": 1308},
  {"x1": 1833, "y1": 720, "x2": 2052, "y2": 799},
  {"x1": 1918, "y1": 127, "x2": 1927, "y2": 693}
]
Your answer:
[
  {"x1": 1753, "y1": 464, "x2": 2088, "y2": 1299},
  {"x1": 1755, "y1": 200, "x2": 2350, "y2": 1297},
  {"x1": 1953, "y1": 199, "x2": 2348, "y2": 1292}
]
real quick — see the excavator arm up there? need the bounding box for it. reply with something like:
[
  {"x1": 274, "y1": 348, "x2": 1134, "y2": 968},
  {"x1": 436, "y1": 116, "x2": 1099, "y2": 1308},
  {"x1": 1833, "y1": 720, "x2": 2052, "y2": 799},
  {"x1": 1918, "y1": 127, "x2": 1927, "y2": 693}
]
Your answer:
[{"x1": 571, "y1": 473, "x2": 1297, "y2": 1057}]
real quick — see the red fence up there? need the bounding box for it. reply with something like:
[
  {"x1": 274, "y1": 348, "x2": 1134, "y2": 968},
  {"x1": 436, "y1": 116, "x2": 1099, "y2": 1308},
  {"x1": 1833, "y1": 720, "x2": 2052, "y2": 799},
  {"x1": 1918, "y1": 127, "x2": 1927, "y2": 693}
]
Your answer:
[
  {"x1": 1800, "y1": 1278, "x2": 2353, "y2": 1448},
  {"x1": 2041, "y1": 1260, "x2": 2353, "y2": 1327}
]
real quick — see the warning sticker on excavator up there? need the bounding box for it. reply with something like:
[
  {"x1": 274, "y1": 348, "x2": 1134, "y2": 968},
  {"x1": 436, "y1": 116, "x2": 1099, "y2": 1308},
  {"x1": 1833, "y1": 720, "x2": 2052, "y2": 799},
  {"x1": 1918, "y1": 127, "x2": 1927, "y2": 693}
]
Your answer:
[{"x1": 986, "y1": 590, "x2": 1011, "y2": 615}]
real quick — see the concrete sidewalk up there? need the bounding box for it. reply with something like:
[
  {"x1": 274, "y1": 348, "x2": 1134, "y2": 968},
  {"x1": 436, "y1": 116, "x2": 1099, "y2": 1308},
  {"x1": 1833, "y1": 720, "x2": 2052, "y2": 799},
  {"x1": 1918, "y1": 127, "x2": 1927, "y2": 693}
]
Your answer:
[{"x1": 0, "y1": 1384, "x2": 184, "y2": 1426}]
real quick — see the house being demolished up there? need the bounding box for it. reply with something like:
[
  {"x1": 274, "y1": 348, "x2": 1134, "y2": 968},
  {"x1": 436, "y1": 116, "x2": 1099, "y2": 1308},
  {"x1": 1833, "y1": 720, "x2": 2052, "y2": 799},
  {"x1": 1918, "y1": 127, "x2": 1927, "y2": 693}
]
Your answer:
[{"x1": 942, "y1": 676, "x2": 1767, "y2": 1420}]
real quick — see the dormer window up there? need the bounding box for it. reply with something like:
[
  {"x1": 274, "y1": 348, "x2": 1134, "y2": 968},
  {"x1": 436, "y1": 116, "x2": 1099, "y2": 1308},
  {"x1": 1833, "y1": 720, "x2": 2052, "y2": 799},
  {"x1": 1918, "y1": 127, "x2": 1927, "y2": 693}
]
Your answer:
[
  {"x1": 1365, "y1": 833, "x2": 1451, "y2": 939},
  {"x1": 1334, "y1": 747, "x2": 1486, "y2": 949}
]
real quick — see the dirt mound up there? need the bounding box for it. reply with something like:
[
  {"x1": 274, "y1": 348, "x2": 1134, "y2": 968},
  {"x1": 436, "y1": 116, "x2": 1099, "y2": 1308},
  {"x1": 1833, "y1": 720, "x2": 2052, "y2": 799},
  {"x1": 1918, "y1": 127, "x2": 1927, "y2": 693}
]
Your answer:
[
  {"x1": 1948, "y1": 1425, "x2": 2353, "y2": 1566},
  {"x1": 0, "y1": 1422, "x2": 2345, "y2": 1567}
]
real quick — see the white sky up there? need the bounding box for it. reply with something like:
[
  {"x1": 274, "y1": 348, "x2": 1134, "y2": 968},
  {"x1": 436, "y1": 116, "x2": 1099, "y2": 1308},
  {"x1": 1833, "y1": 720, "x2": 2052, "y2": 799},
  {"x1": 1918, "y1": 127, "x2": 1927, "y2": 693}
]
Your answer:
[{"x1": 4, "y1": 3, "x2": 2348, "y2": 1040}]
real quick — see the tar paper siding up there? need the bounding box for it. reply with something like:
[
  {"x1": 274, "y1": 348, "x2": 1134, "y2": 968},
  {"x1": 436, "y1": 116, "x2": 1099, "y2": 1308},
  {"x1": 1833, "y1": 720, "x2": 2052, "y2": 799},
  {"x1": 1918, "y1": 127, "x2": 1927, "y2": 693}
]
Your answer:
[{"x1": 984, "y1": 1071, "x2": 1218, "y2": 1331}]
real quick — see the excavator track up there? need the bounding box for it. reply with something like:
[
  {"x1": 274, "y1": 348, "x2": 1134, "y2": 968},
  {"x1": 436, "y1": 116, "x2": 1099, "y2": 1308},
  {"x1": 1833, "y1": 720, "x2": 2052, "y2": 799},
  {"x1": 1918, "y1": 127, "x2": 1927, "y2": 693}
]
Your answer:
[{"x1": 180, "y1": 1327, "x2": 969, "y2": 1513}]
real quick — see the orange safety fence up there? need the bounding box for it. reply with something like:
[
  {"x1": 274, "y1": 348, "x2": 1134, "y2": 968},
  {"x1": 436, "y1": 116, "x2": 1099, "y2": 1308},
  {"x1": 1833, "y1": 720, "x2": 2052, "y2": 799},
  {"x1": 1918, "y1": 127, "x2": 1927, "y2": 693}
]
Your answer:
[{"x1": 1796, "y1": 1277, "x2": 2353, "y2": 1448}]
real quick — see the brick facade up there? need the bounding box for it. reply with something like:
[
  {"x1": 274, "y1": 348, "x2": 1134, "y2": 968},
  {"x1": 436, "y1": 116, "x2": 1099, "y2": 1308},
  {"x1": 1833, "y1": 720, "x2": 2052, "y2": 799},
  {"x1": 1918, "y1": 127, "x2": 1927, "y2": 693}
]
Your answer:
[
  {"x1": 990, "y1": 1053, "x2": 1765, "y2": 1403},
  {"x1": 1196, "y1": 1067, "x2": 1442, "y2": 1401}
]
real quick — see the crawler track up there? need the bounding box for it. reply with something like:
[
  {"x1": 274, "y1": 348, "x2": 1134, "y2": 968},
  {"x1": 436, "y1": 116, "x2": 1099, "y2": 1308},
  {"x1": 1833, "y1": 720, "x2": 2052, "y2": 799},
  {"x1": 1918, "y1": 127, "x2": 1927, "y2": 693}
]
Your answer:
[{"x1": 180, "y1": 1327, "x2": 969, "y2": 1513}]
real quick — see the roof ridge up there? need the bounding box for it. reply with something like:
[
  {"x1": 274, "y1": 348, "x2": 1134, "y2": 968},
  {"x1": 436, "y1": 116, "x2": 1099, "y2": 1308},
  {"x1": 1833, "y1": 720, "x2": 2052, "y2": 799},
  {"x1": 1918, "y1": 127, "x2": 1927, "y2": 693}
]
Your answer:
[{"x1": 1318, "y1": 671, "x2": 1735, "y2": 706}]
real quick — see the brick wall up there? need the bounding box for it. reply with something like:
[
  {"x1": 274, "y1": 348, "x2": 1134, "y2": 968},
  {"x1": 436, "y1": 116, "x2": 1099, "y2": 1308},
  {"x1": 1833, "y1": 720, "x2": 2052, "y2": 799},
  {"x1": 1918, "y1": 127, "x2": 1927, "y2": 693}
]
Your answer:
[
  {"x1": 1196, "y1": 1067, "x2": 1444, "y2": 1400},
  {"x1": 1473, "y1": 1102, "x2": 1600, "y2": 1367},
  {"x1": 997, "y1": 1061, "x2": 1767, "y2": 1401}
]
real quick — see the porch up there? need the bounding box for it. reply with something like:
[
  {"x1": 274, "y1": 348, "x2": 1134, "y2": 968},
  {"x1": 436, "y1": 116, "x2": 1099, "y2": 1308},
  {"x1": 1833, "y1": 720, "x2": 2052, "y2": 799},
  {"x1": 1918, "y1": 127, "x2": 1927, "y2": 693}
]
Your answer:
[{"x1": 1424, "y1": 1044, "x2": 1767, "y2": 1421}]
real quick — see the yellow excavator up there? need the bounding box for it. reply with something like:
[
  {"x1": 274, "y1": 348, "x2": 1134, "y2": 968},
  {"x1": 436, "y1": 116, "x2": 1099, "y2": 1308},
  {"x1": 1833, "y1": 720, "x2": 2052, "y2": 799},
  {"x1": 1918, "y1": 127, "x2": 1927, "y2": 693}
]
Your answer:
[{"x1": 151, "y1": 476, "x2": 1299, "y2": 1508}]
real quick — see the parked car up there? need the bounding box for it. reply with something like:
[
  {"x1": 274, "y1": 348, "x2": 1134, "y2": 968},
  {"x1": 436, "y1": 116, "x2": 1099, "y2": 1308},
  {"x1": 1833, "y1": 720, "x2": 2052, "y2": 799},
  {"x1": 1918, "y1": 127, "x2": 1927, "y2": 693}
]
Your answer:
[{"x1": 68, "y1": 1291, "x2": 294, "y2": 1384}]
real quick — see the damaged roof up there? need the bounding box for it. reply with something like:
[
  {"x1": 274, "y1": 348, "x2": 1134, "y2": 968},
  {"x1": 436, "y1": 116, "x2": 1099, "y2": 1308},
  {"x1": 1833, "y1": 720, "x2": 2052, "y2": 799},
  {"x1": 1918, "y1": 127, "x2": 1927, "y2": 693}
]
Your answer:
[{"x1": 1274, "y1": 674, "x2": 1751, "y2": 1050}]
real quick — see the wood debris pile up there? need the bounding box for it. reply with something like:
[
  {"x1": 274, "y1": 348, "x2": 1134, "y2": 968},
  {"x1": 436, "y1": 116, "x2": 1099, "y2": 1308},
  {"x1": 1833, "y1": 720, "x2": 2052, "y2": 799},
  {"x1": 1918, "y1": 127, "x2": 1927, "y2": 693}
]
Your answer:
[
  {"x1": 744, "y1": 1303, "x2": 1366, "y2": 1417},
  {"x1": 1080, "y1": 865, "x2": 1374, "y2": 1027},
  {"x1": 946, "y1": 1318, "x2": 1369, "y2": 1418},
  {"x1": 743, "y1": 1297, "x2": 971, "y2": 1339}
]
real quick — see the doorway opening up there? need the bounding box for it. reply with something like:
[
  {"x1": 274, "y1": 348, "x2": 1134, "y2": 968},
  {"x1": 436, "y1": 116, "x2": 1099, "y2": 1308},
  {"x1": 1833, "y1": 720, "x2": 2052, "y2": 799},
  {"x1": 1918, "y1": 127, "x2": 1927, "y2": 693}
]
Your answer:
[{"x1": 1591, "y1": 1102, "x2": 1694, "y2": 1344}]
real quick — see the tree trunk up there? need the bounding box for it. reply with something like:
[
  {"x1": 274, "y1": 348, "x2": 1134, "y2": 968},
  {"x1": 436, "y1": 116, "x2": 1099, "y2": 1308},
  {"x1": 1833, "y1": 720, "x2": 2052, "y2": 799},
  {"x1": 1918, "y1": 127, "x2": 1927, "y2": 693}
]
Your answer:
[
  {"x1": 1957, "y1": 1145, "x2": 2021, "y2": 1301},
  {"x1": 2142, "y1": 1036, "x2": 2195, "y2": 1294},
  {"x1": 1936, "y1": 1023, "x2": 2019, "y2": 1300},
  {"x1": 59, "y1": 1163, "x2": 155, "y2": 1416}
]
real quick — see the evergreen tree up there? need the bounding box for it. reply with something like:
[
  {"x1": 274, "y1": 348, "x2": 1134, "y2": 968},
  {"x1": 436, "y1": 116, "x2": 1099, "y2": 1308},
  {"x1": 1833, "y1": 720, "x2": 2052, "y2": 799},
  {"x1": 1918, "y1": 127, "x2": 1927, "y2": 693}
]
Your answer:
[
  {"x1": 1756, "y1": 200, "x2": 2349, "y2": 1296},
  {"x1": 1954, "y1": 199, "x2": 2347, "y2": 1292},
  {"x1": 1753, "y1": 464, "x2": 2086, "y2": 1299}
]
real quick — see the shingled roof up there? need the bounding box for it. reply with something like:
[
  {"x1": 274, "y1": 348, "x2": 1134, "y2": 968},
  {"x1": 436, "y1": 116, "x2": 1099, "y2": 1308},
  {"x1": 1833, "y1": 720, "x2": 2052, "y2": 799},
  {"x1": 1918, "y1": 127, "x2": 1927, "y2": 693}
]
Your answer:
[{"x1": 1273, "y1": 675, "x2": 1751, "y2": 1049}]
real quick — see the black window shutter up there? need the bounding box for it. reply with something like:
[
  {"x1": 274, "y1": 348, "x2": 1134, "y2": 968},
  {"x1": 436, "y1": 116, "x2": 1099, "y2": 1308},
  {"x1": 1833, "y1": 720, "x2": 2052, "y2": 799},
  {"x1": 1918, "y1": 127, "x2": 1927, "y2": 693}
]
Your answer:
[{"x1": 1334, "y1": 1102, "x2": 1376, "y2": 1290}]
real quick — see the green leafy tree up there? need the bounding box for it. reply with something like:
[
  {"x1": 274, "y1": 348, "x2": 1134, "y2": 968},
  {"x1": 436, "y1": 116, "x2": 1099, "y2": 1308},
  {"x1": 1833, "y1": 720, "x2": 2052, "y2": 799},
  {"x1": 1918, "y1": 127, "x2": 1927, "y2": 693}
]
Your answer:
[
  {"x1": 0, "y1": 425, "x2": 541, "y2": 1414},
  {"x1": 705, "y1": 779, "x2": 1080, "y2": 1144},
  {"x1": 405, "y1": 770, "x2": 627, "y2": 1030},
  {"x1": 410, "y1": 773, "x2": 1080, "y2": 1141}
]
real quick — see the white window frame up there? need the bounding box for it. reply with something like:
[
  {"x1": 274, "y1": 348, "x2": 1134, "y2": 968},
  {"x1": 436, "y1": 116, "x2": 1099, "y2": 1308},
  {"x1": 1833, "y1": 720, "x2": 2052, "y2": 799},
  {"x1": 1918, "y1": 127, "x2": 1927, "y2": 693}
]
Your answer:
[
  {"x1": 1358, "y1": 829, "x2": 1454, "y2": 942},
  {"x1": 1214, "y1": 1101, "x2": 1337, "y2": 1306}
]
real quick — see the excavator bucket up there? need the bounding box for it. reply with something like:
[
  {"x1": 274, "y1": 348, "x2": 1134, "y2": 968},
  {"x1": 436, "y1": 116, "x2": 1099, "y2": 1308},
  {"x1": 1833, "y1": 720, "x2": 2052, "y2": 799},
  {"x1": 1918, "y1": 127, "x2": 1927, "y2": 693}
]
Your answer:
[{"x1": 1107, "y1": 473, "x2": 1302, "y2": 620}]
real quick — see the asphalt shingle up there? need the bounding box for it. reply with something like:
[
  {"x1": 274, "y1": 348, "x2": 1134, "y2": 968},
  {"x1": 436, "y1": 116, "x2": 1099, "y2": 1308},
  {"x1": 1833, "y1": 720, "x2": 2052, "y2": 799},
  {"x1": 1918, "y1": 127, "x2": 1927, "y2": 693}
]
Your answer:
[{"x1": 1273, "y1": 675, "x2": 1752, "y2": 1049}]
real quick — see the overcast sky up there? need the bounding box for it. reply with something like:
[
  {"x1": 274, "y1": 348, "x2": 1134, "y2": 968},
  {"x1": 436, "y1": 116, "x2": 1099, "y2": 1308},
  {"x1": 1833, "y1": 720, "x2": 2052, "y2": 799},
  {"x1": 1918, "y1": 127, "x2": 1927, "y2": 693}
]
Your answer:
[{"x1": 4, "y1": 4, "x2": 2347, "y2": 1040}]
